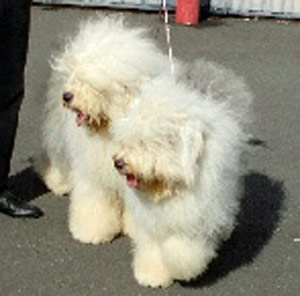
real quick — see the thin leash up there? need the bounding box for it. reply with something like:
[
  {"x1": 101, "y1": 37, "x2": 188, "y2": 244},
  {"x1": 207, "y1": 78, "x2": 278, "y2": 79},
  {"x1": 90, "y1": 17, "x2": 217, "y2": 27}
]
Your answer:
[{"x1": 161, "y1": 0, "x2": 175, "y2": 76}]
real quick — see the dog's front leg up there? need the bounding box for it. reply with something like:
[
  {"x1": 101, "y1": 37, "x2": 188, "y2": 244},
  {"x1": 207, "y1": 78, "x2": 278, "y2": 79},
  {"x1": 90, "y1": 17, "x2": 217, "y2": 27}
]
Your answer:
[
  {"x1": 161, "y1": 235, "x2": 217, "y2": 282},
  {"x1": 132, "y1": 234, "x2": 173, "y2": 288},
  {"x1": 68, "y1": 184, "x2": 122, "y2": 245}
]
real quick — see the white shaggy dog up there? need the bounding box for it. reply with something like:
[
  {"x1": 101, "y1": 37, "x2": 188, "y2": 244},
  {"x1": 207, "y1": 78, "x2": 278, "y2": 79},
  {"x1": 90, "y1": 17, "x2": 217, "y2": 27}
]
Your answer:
[
  {"x1": 40, "y1": 16, "x2": 170, "y2": 244},
  {"x1": 112, "y1": 61, "x2": 252, "y2": 287}
]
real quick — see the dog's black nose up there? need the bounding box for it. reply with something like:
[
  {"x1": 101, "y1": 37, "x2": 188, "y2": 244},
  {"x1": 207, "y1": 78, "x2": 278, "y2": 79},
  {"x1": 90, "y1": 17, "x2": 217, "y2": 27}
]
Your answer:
[
  {"x1": 114, "y1": 158, "x2": 125, "y2": 171},
  {"x1": 63, "y1": 92, "x2": 74, "y2": 103}
]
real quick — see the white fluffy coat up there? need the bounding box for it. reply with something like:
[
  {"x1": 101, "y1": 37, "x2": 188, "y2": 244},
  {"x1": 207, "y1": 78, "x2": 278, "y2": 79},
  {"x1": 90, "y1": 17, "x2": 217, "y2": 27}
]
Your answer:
[
  {"x1": 40, "y1": 16, "x2": 170, "y2": 244},
  {"x1": 112, "y1": 64, "x2": 252, "y2": 287}
]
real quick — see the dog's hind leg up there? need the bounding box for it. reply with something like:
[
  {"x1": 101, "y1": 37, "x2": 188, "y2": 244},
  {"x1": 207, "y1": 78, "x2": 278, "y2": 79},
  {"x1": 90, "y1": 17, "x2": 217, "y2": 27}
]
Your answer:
[
  {"x1": 34, "y1": 151, "x2": 71, "y2": 196},
  {"x1": 44, "y1": 160, "x2": 71, "y2": 196},
  {"x1": 40, "y1": 98, "x2": 72, "y2": 196}
]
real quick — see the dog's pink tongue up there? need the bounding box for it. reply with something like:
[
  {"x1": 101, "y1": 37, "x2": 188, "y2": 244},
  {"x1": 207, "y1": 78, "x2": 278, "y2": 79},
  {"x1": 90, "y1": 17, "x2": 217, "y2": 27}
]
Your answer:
[
  {"x1": 76, "y1": 112, "x2": 87, "y2": 126},
  {"x1": 127, "y1": 175, "x2": 138, "y2": 188}
]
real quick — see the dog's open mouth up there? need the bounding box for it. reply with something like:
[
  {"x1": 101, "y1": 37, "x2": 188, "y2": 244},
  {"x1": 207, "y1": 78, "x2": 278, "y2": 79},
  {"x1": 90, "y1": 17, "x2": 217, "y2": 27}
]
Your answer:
[
  {"x1": 63, "y1": 102, "x2": 90, "y2": 127},
  {"x1": 126, "y1": 174, "x2": 139, "y2": 188},
  {"x1": 75, "y1": 110, "x2": 89, "y2": 127}
]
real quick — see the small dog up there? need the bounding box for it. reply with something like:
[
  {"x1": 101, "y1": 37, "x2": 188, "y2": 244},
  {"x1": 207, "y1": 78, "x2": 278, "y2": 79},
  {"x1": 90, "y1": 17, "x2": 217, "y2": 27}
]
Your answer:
[
  {"x1": 39, "y1": 16, "x2": 170, "y2": 244},
  {"x1": 112, "y1": 62, "x2": 252, "y2": 287}
]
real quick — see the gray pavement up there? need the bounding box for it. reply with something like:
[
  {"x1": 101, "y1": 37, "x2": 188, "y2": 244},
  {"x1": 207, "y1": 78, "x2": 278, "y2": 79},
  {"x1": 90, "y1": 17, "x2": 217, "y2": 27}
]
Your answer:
[{"x1": 0, "y1": 6, "x2": 299, "y2": 296}]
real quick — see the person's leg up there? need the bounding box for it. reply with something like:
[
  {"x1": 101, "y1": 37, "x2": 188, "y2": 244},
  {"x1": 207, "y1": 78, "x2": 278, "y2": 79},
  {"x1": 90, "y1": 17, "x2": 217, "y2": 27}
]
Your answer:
[
  {"x1": 0, "y1": 0, "x2": 43, "y2": 218},
  {"x1": 0, "y1": 88, "x2": 24, "y2": 191}
]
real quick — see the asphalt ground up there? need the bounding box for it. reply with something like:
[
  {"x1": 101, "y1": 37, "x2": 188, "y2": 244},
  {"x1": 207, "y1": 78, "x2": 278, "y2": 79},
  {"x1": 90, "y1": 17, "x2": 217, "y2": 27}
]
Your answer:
[{"x1": 0, "y1": 5, "x2": 299, "y2": 296}]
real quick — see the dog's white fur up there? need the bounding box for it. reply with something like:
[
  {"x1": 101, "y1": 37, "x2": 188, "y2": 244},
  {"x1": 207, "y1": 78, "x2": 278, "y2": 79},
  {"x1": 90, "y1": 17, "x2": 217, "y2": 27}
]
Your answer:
[
  {"x1": 112, "y1": 62, "x2": 252, "y2": 287},
  {"x1": 40, "y1": 16, "x2": 170, "y2": 244}
]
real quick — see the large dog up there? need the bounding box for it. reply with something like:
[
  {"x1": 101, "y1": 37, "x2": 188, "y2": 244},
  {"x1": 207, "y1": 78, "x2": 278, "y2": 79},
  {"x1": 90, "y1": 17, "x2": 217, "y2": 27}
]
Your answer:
[
  {"x1": 112, "y1": 61, "x2": 252, "y2": 287},
  {"x1": 39, "y1": 16, "x2": 170, "y2": 244}
]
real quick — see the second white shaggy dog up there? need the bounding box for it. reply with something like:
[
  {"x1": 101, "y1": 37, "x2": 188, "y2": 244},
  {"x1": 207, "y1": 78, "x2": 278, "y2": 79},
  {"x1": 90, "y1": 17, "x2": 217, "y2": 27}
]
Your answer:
[
  {"x1": 40, "y1": 16, "x2": 170, "y2": 244},
  {"x1": 112, "y1": 62, "x2": 252, "y2": 287}
]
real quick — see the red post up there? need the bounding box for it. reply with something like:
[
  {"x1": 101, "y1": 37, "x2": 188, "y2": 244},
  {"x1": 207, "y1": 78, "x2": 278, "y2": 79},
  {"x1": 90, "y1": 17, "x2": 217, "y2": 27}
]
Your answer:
[{"x1": 176, "y1": 0, "x2": 200, "y2": 25}]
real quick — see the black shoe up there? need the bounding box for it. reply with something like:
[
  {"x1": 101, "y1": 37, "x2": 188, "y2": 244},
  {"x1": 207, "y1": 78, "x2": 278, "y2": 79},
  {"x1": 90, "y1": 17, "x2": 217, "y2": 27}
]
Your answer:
[{"x1": 0, "y1": 189, "x2": 44, "y2": 218}]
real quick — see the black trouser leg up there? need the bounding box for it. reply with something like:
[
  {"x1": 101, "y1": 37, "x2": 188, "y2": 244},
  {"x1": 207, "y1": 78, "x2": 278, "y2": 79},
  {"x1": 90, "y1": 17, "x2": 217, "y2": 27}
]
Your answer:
[
  {"x1": 0, "y1": 88, "x2": 24, "y2": 190},
  {"x1": 0, "y1": 0, "x2": 32, "y2": 191}
]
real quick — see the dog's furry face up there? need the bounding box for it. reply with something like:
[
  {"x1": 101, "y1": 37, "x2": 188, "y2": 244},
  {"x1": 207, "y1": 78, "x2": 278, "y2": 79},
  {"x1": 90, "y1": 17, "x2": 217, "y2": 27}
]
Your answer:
[
  {"x1": 62, "y1": 74, "x2": 133, "y2": 133},
  {"x1": 113, "y1": 139, "x2": 184, "y2": 201},
  {"x1": 51, "y1": 16, "x2": 168, "y2": 135},
  {"x1": 112, "y1": 109, "x2": 205, "y2": 201}
]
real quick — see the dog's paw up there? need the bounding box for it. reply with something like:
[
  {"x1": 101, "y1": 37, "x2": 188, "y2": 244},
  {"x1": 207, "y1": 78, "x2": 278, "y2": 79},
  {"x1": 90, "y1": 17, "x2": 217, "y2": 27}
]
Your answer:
[
  {"x1": 134, "y1": 260, "x2": 173, "y2": 288},
  {"x1": 70, "y1": 222, "x2": 118, "y2": 245},
  {"x1": 69, "y1": 200, "x2": 122, "y2": 245},
  {"x1": 43, "y1": 166, "x2": 71, "y2": 196}
]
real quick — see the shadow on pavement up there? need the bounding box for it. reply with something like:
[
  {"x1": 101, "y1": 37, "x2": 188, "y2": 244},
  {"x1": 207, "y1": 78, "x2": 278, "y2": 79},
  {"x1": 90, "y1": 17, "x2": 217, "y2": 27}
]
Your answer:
[
  {"x1": 181, "y1": 171, "x2": 286, "y2": 288},
  {"x1": 8, "y1": 166, "x2": 49, "y2": 202}
]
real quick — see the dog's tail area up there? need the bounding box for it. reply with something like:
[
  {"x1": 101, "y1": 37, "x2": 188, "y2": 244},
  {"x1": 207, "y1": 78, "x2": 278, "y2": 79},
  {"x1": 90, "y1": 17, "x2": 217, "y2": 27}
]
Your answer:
[{"x1": 181, "y1": 59, "x2": 253, "y2": 128}]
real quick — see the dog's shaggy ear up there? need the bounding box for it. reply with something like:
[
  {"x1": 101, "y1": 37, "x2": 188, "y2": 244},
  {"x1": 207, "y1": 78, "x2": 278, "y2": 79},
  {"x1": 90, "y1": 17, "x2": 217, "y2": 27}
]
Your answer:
[{"x1": 180, "y1": 125, "x2": 205, "y2": 185}]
